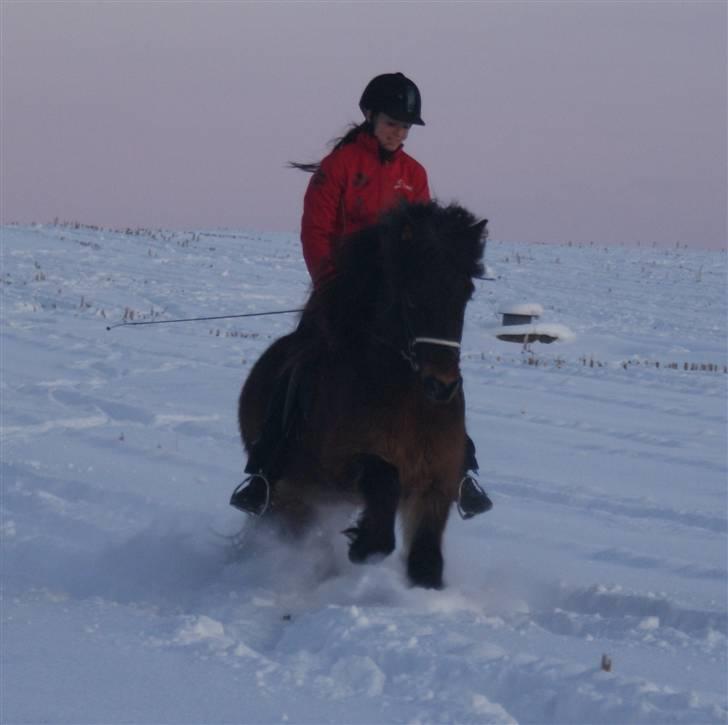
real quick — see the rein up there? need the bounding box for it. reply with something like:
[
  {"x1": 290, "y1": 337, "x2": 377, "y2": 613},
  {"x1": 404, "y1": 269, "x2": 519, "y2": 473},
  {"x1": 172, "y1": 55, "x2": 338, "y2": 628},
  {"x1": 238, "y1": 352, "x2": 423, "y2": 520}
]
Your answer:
[{"x1": 105, "y1": 308, "x2": 303, "y2": 331}]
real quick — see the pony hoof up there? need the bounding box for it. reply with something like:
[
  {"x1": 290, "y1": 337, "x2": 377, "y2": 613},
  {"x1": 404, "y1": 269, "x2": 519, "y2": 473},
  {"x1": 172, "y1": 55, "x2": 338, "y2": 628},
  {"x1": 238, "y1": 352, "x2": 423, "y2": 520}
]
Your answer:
[
  {"x1": 407, "y1": 542, "x2": 444, "y2": 589},
  {"x1": 343, "y1": 526, "x2": 395, "y2": 563}
]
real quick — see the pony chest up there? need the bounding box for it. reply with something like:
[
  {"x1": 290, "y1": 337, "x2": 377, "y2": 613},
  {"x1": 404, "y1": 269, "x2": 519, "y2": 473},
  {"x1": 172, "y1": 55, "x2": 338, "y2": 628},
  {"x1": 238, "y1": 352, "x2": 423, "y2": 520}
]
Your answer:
[{"x1": 372, "y1": 390, "x2": 464, "y2": 452}]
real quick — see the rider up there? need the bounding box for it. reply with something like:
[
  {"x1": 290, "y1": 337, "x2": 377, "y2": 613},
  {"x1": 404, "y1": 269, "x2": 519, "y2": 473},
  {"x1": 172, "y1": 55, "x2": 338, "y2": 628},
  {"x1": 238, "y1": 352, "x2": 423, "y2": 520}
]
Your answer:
[{"x1": 230, "y1": 72, "x2": 492, "y2": 519}]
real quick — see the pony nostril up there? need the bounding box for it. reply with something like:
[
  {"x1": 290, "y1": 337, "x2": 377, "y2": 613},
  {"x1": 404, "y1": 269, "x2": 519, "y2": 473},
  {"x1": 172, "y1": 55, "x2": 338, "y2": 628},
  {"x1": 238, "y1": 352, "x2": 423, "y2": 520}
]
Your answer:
[
  {"x1": 423, "y1": 376, "x2": 443, "y2": 400},
  {"x1": 423, "y1": 375, "x2": 462, "y2": 403}
]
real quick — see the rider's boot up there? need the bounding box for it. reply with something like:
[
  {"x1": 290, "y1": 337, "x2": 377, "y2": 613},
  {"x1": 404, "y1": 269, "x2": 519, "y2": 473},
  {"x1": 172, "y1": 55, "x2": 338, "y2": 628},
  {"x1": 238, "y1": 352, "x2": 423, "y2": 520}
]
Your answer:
[
  {"x1": 457, "y1": 474, "x2": 493, "y2": 519},
  {"x1": 457, "y1": 436, "x2": 494, "y2": 519}
]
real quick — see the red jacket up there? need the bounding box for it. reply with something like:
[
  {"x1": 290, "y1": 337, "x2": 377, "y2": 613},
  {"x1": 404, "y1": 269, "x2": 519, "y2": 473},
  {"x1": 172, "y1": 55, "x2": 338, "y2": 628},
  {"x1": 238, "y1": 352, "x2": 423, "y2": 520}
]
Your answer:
[{"x1": 300, "y1": 132, "x2": 430, "y2": 283}]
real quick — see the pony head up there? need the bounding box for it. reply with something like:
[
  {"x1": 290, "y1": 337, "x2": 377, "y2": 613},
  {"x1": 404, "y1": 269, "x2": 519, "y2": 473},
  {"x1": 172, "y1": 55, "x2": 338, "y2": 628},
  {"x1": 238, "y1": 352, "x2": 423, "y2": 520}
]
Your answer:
[
  {"x1": 377, "y1": 202, "x2": 487, "y2": 402},
  {"x1": 307, "y1": 200, "x2": 487, "y2": 403}
]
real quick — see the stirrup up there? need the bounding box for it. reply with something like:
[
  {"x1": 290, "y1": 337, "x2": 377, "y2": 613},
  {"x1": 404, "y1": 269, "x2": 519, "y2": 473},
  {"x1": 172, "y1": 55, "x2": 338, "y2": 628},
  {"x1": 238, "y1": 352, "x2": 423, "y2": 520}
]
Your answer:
[
  {"x1": 457, "y1": 474, "x2": 493, "y2": 520},
  {"x1": 230, "y1": 473, "x2": 271, "y2": 517}
]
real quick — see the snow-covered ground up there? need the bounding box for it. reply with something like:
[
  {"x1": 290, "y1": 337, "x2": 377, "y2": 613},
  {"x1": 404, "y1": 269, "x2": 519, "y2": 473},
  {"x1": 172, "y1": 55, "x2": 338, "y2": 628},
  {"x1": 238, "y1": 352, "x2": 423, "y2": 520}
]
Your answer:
[{"x1": 1, "y1": 221, "x2": 726, "y2": 724}]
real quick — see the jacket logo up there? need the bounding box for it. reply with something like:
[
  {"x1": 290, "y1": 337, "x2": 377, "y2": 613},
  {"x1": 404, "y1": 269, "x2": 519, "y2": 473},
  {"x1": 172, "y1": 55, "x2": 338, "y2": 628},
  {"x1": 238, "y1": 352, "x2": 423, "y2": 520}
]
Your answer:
[
  {"x1": 394, "y1": 179, "x2": 414, "y2": 192},
  {"x1": 353, "y1": 172, "x2": 369, "y2": 188}
]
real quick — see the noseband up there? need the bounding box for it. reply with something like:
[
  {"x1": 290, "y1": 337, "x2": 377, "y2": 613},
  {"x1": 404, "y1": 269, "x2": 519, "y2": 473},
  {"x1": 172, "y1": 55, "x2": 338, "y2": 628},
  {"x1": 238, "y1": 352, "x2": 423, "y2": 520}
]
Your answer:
[
  {"x1": 401, "y1": 336, "x2": 461, "y2": 373},
  {"x1": 397, "y1": 295, "x2": 463, "y2": 373}
]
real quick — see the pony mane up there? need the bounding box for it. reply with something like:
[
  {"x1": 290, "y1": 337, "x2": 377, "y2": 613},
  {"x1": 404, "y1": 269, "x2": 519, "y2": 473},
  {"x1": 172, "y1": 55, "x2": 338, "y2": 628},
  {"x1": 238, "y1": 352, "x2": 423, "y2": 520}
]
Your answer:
[{"x1": 300, "y1": 201, "x2": 487, "y2": 351}]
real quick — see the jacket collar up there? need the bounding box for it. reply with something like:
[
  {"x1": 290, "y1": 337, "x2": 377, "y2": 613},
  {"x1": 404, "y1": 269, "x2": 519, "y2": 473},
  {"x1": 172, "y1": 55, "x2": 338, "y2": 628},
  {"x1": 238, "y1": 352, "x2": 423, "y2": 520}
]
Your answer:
[{"x1": 355, "y1": 131, "x2": 404, "y2": 162}]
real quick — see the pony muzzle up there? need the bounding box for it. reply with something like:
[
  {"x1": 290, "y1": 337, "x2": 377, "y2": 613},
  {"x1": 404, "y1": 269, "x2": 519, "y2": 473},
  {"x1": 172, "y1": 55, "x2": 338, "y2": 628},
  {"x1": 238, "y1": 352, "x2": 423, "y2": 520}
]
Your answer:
[{"x1": 423, "y1": 374, "x2": 462, "y2": 403}]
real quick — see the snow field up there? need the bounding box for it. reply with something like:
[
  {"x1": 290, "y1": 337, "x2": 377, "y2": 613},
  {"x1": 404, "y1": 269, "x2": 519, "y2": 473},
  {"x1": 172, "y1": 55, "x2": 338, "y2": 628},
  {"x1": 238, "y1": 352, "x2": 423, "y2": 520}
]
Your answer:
[{"x1": 1, "y1": 222, "x2": 726, "y2": 723}]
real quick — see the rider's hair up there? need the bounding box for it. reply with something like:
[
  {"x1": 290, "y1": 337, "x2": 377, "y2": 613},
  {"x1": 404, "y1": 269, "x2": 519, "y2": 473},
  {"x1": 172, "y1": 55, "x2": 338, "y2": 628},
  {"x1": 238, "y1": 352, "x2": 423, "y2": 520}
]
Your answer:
[{"x1": 288, "y1": 121, "x2": 373, "y2": 173}]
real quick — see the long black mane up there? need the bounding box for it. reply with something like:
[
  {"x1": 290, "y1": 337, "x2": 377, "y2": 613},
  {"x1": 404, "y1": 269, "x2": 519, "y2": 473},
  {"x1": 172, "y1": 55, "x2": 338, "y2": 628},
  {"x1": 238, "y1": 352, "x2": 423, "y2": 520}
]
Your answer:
[
  {"x1": 299, "y1": 201, "x2": 487, "y2": 353},
  {"x1": 237, "y1": 200, "x2": 488, "y2": 589}
]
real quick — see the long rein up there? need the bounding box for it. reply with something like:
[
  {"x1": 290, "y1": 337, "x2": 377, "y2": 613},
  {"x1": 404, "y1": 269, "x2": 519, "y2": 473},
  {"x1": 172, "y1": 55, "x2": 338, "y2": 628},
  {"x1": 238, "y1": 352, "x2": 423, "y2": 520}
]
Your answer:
[{"x1": 105, "y1": 278, "x2": 491, "y2": 333}]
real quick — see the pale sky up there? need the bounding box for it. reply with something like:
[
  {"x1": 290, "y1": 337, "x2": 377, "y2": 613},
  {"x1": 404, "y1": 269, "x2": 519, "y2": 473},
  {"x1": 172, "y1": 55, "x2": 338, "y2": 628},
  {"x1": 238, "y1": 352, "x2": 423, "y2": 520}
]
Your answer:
[{"x1": 1, "y1": 0, "x2": 726, "y2": 248}]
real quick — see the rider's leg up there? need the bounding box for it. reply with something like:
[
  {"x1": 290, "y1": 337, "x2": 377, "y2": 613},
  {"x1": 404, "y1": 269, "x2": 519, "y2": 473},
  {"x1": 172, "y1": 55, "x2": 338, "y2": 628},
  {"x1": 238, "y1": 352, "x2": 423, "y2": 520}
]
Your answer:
[{"x1": 230, "y1": 367, "x2": 297, "y2": 516}]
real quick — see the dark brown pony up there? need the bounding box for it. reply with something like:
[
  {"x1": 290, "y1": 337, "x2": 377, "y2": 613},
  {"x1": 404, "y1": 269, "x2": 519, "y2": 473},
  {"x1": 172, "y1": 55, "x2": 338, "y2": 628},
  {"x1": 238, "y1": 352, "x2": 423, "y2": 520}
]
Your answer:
[{"x1": 238, "y1": 201, "x2": 487, "y2": 588}]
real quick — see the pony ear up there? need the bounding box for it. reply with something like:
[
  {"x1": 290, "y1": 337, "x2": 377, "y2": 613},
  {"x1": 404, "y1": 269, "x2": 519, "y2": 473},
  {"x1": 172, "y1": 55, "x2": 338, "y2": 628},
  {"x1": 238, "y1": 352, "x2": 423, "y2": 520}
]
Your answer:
[{"x1": 471, "y1": 219, "x2": 488, "y2": 240}]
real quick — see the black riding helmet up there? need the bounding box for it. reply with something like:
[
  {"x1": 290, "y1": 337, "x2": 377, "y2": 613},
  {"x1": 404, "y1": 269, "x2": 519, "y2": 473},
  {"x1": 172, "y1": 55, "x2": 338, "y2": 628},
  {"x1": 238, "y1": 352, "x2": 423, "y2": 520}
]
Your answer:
[{"x1": 359, "y1": 72, "x2": 425, "y2": 126}]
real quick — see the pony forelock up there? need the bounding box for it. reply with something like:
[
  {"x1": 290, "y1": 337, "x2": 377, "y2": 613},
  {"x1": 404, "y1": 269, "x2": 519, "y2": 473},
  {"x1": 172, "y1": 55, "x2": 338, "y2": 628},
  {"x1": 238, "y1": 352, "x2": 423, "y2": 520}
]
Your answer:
[{"x1": 303, "y1": 200, "x2": 487, "y2": 346}]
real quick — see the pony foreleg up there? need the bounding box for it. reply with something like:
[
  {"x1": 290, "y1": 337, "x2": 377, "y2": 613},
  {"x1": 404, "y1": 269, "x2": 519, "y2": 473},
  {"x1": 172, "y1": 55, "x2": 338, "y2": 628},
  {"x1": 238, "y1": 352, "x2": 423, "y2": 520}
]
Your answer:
[
  {"x1": 343, "y1": 456, "x2": 400, "y2": 563},
  {"x1": 403, "y1": 490, "x2": 451, "y2": 589}
]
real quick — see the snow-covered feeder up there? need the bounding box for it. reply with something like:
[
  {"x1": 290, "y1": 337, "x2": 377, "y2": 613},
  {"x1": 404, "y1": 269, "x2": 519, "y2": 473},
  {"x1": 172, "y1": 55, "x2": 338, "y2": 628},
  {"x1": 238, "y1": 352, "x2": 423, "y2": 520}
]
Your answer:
[
  {"x1": 494, "y1": 303, "x2": 574, "y2": 344},
  {"x1": 499, "y1": 302, "x2": 544, "y2": 326}
]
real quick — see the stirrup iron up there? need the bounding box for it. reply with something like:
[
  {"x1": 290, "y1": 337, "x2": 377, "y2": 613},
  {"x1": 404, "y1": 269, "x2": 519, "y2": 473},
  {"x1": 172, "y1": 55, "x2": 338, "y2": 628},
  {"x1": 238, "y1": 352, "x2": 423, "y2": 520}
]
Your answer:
[
  {"x1": 457, "y1": 475, "x2": 493, "y2": 520},
  {"x1": 230, "y1": 474, "x2": 271, "y2": 517}
]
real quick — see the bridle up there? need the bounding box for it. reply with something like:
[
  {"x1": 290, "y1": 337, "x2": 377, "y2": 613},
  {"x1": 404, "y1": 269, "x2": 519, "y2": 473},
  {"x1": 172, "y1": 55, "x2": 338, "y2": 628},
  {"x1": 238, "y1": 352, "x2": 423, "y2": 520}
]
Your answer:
[
  {"x1": 399, "y1": 298, "x2": 462, "y2": 373},
  {"x1": 400, "y1": 336, "x2": 461, "y2": 373}
]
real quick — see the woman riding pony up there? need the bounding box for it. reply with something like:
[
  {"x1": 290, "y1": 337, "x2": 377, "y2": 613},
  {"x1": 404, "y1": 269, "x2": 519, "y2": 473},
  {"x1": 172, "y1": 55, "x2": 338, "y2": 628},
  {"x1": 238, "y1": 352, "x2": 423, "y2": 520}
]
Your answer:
[{"x1": 230, "y1": 72, "x2": 492, "y2": 519}]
